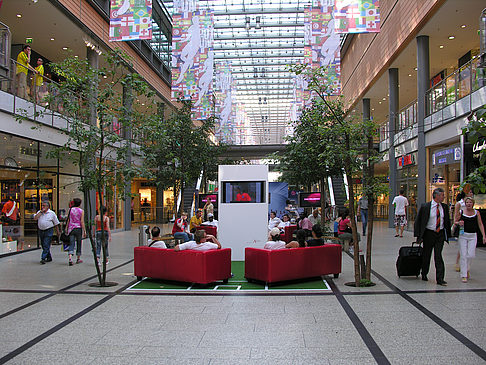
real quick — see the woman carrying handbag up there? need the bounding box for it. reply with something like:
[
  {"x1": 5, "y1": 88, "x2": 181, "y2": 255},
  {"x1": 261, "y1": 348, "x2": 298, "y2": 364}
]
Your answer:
[{"x1": 454, "y1": 196, "x2": 486, "y2": 282}]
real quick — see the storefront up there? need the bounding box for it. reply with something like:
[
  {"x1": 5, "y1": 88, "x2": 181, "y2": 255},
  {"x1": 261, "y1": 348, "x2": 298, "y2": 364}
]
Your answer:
[
  {"x1": 0, "y1": 131, "x2": 128, "y2": 255},
  {"x1": 429, "y1": 145, "x2": 461, "y2": 206}
]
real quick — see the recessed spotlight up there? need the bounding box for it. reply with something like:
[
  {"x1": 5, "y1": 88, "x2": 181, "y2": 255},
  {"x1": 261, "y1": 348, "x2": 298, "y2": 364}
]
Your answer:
[
  {"x1": 103, "y1": 75, "x2": 107, "y2": 79},
  {"x1": 17, "y1": 14, "x2": 22, "y2": 18},
  {"x1": 74, "y1": 55, "x2": 78, "y2": 58},
  {"x1": 62, "y1": 47, "x2": 68, "y2": 50},
  {"x1": 50, "y1": 38, "x2": 55, "y2": 41},
  {"x1": 408, "y1": 74, "x2": 412, "y2": 77},
  {"x1": 382, "y1": 97, "x2": 386, "y2": 101},
  {"x1": 371, "y1": 108, "x2": 375, "y2": 111},
  {"x1": 414, "y1": 67, "x2": 418, "y2": 71},
  {"x1": 379, "y1": 101, "x2": 382, "y2": 104},
  {"x1": 439, "y1": 45, "x2": 444, "y2": 49},
  {"x1": 460, "y1": 24, "x2": 466, "y2": 28},
  {"x1": 448, "y1": 35, "x2": 455, "y2": 40}
]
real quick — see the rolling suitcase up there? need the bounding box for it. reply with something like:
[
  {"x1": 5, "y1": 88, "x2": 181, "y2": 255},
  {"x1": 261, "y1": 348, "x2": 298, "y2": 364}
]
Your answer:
[{"x1": 396, "y1": 242, "x2": 423, "y2": 277}]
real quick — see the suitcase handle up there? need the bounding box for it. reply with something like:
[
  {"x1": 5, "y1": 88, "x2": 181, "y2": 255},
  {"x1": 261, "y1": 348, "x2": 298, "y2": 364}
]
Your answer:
[{"x1": 411, "y1": 241, "x2": 422, "y2": 247}]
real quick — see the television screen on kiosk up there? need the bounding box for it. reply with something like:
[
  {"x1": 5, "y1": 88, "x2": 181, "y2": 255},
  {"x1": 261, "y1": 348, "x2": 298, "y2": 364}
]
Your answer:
[
  {"x1": 221, "y1": 181, "x2": 265, "y2": 203},
  {"x1": 299, "y1": 192, "x2": 321, "y2": 207}
]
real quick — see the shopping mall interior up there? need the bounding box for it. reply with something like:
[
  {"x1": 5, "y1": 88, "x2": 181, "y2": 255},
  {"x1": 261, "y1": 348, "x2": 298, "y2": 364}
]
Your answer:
[{"x1": 1, "y1": 0, "x2": 486, "y2": 364}]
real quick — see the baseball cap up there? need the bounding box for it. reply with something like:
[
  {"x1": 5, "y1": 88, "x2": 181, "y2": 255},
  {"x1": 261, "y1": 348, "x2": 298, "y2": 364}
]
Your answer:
[
  {"x1": 208, "y1": 213, "x2": 214, "y2": 218},
  {"x1": 270, "y1": 227, "x2": 280, "y2": 237}
]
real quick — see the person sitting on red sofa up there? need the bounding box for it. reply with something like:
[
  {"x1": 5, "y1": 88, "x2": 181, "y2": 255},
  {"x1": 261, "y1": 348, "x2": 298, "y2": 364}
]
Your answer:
[
  {"x1": 148, "y1": 226, "x2": 167, "y2": 248},
  {"x1": 264, "y1": 228, "x2": 299, "y2": 250},
  {"x1": 174, "y1": 229, "x2": 221, "y2": 251}
]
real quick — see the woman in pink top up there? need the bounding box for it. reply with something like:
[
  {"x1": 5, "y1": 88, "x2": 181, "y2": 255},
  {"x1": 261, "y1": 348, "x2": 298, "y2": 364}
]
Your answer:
[{"x1": 66, "y1": 198, "x2": 86, "y2": 266}]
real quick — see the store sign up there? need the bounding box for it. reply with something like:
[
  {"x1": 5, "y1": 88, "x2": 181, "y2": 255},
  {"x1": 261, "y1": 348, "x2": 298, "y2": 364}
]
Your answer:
[
  {"x1": 397, "y1": 153, "x2": 416, "y2": 169},
  {"x1": 473, "y1": 140, "x2": 486, "y2": 154},
  {"x1": 432, "y1": 146, "x2": 461, "y2": 166}
]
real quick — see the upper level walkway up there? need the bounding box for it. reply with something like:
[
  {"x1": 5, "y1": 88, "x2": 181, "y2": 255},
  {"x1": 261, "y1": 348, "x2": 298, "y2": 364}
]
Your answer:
[{"x1": 0, "y1": 221, "x2": 486, "y2": 364}]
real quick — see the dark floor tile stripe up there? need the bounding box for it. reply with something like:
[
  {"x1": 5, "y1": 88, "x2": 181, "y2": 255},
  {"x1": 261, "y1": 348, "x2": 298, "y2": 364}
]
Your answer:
[
  {"x1": 371, "y1": 269, "x2": 486, "y2": 361},
  {"x1": 0, "y1": 259, "x2": 133, "y2": 320},
  {"x1": 328, "y1": 279, "x2": 391, "y2": 365},
  {"x1": 0, "y1": 278, "x2": 137, "y2": 365}
]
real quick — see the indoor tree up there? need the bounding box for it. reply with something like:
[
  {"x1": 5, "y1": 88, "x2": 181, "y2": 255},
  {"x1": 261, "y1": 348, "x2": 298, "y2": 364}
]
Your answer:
[{"x1": 17, "y1": 49, "x2": 155, "y2": 286}]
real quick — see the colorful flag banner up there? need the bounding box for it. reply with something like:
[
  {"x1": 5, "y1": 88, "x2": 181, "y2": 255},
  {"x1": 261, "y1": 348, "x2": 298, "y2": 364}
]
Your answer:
[
  {"x1": 303, "y1": 4, "x2": 341, "y2": 96},
  {"x1": 334, "y1": 0, "x2": 380, "y2": 33},
  {"x1": 109, "y1": 0, "x2": 153, "y2": 42},
  {"x1": 214, "y1": 62, "x2": 236, "y2": 144},
  {"x1": 171, "y1": 7, "x2": 214, "y2": 121}
]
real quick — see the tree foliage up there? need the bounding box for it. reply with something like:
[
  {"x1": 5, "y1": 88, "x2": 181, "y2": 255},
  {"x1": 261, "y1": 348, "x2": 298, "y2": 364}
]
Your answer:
[
  {"x1": 140, "y1": 100, "x2": 224, "y2": 215},
  {"x1": 462, "y1": 104, "x2": 486, "y2": 194}
]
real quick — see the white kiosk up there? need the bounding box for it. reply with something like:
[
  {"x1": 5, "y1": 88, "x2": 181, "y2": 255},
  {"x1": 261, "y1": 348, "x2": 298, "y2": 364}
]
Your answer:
[{"x1": 218, "y1": 165, "x2": 268, "y2": 260}]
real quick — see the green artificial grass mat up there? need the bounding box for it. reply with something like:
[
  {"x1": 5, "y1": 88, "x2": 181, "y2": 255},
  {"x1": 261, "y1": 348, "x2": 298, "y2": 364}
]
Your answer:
[{"x1": 128, "y1": 261, "x2": 330, "y2": 291}]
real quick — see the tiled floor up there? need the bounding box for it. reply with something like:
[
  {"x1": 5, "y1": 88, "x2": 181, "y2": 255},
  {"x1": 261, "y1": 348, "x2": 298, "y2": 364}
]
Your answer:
[{"x1": 1, "y1": 221, "x2": 486, "y2": 364}]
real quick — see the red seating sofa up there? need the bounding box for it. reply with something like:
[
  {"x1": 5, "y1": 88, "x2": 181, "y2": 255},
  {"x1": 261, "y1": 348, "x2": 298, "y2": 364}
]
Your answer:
[
  {"x1": 134, "y1": 246, "x2": 231, "y2": 284},
  {"x1": 281, "y1": 225, "x2": 297, "y2": 243},
  {"x1": 245, "y1": 244, "x2": 341, "y2": 284},
  {"x1": 196, "y1": 225, "x2": 217, "y2": 238}
]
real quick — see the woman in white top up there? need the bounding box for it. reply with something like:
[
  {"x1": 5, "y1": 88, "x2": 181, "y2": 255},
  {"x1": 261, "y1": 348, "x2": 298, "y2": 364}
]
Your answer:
[
  {"x1": 453, "y1": 191, "x2": 472, "y2": 271},
  {"x1": 264, "y1": 228, "x2": 298, "y2": 250},
  {"x1": 454, "y1": 197, "x2": 486, "y2": 282}
]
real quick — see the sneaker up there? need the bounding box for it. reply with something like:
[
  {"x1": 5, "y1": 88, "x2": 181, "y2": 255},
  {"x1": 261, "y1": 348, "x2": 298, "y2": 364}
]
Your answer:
[
  {"x1": 69, "y1": 261, "x2": 73, "y2": 266},
  {"x1": 40, "y1": 259, "x2": 46, "y2": 265},
  {"x1": 45, "y1": 257, "x2": 52, "y2": 262},
  {"x1": 76, "y1": 259, "x2": 83, "y2": 264},
  {"x1": 105, "y1": 260, "x2": 109, "y2": 265},
  {"x1": 461, "y1": 277, "x2": 467, "y2": 283}
]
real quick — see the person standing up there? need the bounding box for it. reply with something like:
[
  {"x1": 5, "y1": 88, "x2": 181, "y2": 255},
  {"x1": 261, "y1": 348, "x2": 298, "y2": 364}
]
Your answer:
[
  {"x1": 65, "y1": 198, "x2": 86, "y2": 266},
  {"x1": 16, "y1": 45, "x2": 35, "y2": 99},
  {"x1": 32, "y1": 58, "x2": 44, "y2": 103},
  {"x1": 308, "y1": 209, "x2": 321, "y2": 227},
  {"x1": 34, "y1": 201, "x2": 61, "y2": 264},
  {"x1": 95, "y1": 206, "x2": 112, "y2": 265},
  {"x1": 414, "y1": 187, "x2": 451, "y2": 286},
  {"x1": 392, "y1": 189, "x2": 409, "y2": 237},
  {"x1": 203, "y1": 197, "x2": 214, "y2": 220},
  {"x1": 454, "y1": 197, "x2": 486, "y2": 282},
  {"x1": 357, "y1": 195, "x2": 368, "y2": 236}
]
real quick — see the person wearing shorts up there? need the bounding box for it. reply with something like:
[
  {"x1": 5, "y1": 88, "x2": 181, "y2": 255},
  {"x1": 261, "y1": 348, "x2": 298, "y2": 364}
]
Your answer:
[{"x1": 392, "y1": 189, "x2": 409, "y2": 237}]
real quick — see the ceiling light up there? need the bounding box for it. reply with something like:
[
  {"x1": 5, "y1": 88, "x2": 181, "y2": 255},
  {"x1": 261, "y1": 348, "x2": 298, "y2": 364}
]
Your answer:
[
  {"x1": 379, "y1": 101, "x2": 382, "y2": 104},
  {"x1": 382, "y1": 97, "x2": 386, "y2": 100},
  {"x1": 448, "y1": 35, "x2": 455, "y2": 40},
  {"x1": 62, "y1": 47, "x2": 68, "y2": 50},
  {"x1": 50, "y1": 38, "x2": 55, "y2": 41},
  {"x1": 414, "y1": 67, "x2": 417, "y2": 71},
  {"x1": 460, "y1": 24, "x2": 466, "y2": 28},
  {"x1": 408, "y1": 74, "x2": 412, "y2": 77},
  {"x1": 17, "y1": 14, "x2": 22, "y2": 18},
  {"x1": 439, "y1": 45, "x2": 444, "y2": 49}
]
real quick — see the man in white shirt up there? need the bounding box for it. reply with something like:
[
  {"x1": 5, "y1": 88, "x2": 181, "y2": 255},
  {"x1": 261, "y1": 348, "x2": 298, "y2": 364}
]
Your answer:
[
  {"x1": 308, "y1": 209, "x2": 321, "y2": 227},
  {"x1": 278, "y1": 214, "x2": 291, "y2": 230},
  {"x1": 34, "y1": 201, "x2": 61, "y2": 264},
  {"x1": 201, "y1": 213, "x2": 218, "y2": 229},
  {"x1": 264, "y1": 227, "x2": 299, "y2": 250},
  {"x1": 268, "y1": 211, "x2": 281, "y2": 230},
  {"x1": 174, "y1": 229, "x2": 221, "y2": 251},
  {"x1": 392, "y1": 189, "x2": 409, "y2": 237},
  {"x1": 147, "y1": 226, "x2": 167, "y2": 248}
]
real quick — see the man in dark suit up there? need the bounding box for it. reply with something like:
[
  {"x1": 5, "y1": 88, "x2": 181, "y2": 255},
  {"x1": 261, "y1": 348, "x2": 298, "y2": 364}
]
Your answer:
[{"x1": 414, "y1": 187, "x2": 451, "y2": 286}]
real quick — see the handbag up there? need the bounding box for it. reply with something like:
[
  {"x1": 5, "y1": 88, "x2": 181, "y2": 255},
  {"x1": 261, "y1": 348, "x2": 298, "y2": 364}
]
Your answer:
[
  {"x1": 452, "y1": 209, "x2": 462, "y2": 238},
  {"x1": 61, "y1": 208, "x2": 72, "y2": 250}
]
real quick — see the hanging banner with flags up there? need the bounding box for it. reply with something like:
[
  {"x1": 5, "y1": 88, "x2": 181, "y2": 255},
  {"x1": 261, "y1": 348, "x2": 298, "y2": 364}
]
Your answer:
[
  {"x1": 334, "y1": 0, "x2": 380, "y2": 33},
  {"x1": 109, "y1": 0, "x2": 153, "y2": 42},
  {"x1": 303, "y1": 2, "x2": 341, "y2": 96},
  {"x1": 214, "y1": 61, "x2": 236, "y2": 144},
  {"x1": 171, "y1": 6, "x2": 214, "y2": 121}
]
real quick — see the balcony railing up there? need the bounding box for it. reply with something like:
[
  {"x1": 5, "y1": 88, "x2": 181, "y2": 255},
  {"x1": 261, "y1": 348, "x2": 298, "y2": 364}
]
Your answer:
[{"x1": 426, "y1": 54, "x2": 485, "y2": 116}]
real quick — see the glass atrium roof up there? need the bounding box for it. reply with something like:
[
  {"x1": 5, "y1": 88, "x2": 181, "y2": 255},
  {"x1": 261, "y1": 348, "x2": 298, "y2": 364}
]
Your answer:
[{"x1": 162, "y1": 0, "x2": 313, "y2": 145}]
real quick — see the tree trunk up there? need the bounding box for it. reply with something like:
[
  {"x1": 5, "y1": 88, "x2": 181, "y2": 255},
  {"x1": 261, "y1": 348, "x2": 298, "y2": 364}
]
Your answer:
[
  {"x1": 345, "y1": 135, "x2": 360, "y2": 287},
  {"x1": 365, "y1": 129, "x2": 375, "y2": 280},
  {"x1": 320, "y1": 177, "x2": 326, "y2": 228}
]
